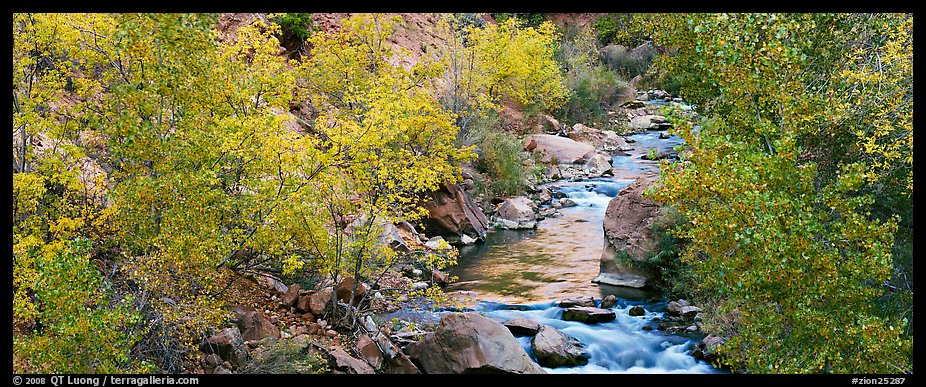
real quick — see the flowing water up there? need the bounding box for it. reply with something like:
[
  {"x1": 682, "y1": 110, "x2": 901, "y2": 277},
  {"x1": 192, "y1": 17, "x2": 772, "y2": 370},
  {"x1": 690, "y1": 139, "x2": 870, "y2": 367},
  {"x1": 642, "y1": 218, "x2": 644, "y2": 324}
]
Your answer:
[
  {"x1": 448, "y1": 130, "x2": 684, "y2": 304},
  {"x1": 385, "y1": 128, "x2": 723, "y2": 373}
]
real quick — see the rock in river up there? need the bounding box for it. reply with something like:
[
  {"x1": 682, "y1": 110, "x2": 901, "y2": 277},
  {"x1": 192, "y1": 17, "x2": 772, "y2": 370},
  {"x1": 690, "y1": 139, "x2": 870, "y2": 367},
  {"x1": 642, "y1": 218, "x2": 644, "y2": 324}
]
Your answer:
[
  {"x1": 562, "y1": 306, "x2": 617, "y2": 324},
  {"x1": 405, "y1": 312, "x2": 546, "y2": 374},
  {"x1": 503, "y1": 318, "x2": 542, "y2": 337},
  {"x1": 531, "y1": 326, "x2": 590, "y2": 368},
  {"x1": 557, "y1": 296, "x2": 596, "y2": 308}
]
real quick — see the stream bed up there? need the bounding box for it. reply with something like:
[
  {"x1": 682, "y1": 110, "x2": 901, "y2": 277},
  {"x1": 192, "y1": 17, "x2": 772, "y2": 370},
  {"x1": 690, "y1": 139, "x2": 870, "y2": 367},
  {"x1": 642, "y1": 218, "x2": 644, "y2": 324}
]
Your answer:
[
  {"x1": 386, "y1": 129, "x2": 723, "y2": 373},
  {"x1": 447, "y1": 130, "x2": 721, "y2": 373}
]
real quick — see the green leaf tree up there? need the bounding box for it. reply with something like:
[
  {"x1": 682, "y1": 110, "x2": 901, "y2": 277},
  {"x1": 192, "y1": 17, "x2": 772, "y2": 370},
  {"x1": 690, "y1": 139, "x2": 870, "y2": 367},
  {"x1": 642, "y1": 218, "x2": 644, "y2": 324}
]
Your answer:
[{"x1": 646, "y1": 13, "x2": 912, "y2": 373}]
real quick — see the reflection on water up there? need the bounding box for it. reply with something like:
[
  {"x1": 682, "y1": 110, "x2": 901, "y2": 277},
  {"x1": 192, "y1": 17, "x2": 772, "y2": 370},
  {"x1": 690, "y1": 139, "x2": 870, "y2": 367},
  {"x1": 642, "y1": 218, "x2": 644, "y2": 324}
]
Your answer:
[
  {"x1": 447, "y1": 182, "x2": 627, "y2": 304},
  {"x1": 448, "y1": 131, "x2": 683, "y2": 304},
  {"x1": 395, "y1": 130, "x2": 722, "y2": 374}
]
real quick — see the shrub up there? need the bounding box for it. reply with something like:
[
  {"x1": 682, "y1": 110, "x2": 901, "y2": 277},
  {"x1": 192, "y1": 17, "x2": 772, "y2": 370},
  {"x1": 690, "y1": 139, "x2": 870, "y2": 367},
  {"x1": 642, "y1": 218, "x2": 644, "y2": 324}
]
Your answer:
[
  {"x1": 474, "y1": 131, "x2": 533, "y2": 197},
  {"x1": 13, "y1": 238, "x2": 148, "y2": 373},
  {"x1": 240, "y1": 340, "x2": 329, "y2": 374},
  {"x1": 592, "y1": 14, "x2": 651, "y2": 47},
  {"x1": 491, "y1": 13, "x2": 546, "y2": 28},
  {"x1": 601, "y1": 43, "x2": 655, "y2": 80},
  {"x1": 270, "y1": 13, "x2": 315, "y2": 42},
  {"x1": 555, "y1": 24, "x2": 633, "y2": 128}
]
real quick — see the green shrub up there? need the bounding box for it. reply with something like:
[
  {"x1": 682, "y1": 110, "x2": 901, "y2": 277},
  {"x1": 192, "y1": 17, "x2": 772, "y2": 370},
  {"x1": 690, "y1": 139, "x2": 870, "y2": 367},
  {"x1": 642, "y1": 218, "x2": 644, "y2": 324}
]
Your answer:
[
  {"x1": 474, "y1": 132, "x2": 532, "y2": 197},
  {"x1": 13, "y1": 238, "x2": 148, "y2": 373},
  {"x1": 491, "y1": 13, "x2": 545, "y2": 28},
  {"x1": 601, "y1": 44, "x2": 654, "y2": 80},
  {"x1": 554, "y1": 23, "x2": 634, "y2": 128},
  {"x1": 592, "y1": 14, "x2": 650, "y2": 47},
  {"x1": 270, "y1": 13, "x2": 316, "y2": 42},
  {"x1": 240, "y1": 339, "x2": 329, "y2": 374},
  {"x1": 560, "y1": 65, "x2": 631, "y2": 126}
]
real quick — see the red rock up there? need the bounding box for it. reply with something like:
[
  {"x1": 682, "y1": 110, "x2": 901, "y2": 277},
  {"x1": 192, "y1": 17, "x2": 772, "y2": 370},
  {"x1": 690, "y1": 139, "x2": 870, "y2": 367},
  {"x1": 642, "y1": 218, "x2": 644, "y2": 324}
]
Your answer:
[
  {"x1": 420, "y1": 183, "x2": 488, "y2": 241},
  {"x1": 593, "y1": 177, "x2": 662, "y2": 288},
  {"x1": 231, "y1": 306, "x2": 281, "y2": 342},
  {"x1": 405, "y1": 312, "x2": 545, "y2": 374},
  {"x1": 281, "y1": 283, "x2": 301, "y2": 308}
]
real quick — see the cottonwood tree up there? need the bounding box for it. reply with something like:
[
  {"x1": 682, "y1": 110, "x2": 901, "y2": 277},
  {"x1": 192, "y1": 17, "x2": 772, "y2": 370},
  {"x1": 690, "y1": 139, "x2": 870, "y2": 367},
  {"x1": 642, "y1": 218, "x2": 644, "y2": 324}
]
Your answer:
[
  {"x1": 435, "y1": 15, "x2": 569, "y2": 139},
  {"x1": 13, "y1": 13, "x2": 327, "y2": 371},
  {"x1": 645, "y1": 13, "x2": 912, "y2": 373},
  {"x1": 286, "y1": 14, "x2": 474, "y2": 327}
]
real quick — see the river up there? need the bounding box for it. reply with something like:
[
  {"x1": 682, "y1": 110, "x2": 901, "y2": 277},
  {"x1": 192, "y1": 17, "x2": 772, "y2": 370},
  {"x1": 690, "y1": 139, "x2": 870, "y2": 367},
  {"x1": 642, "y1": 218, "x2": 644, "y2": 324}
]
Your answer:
[{"x1": 439, "y1": 129, "x2": 723, "y2": 374}]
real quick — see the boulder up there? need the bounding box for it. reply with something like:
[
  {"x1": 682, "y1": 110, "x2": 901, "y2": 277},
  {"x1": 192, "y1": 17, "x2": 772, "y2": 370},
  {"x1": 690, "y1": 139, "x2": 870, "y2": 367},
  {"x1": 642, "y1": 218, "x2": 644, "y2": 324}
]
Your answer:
[
  {"x1": 393, "y1": 221, "x2": 424, "y2": 250},
  {"x1": 650, "y1": 89, "x2": 670, "y2": 99},
  {"x1": 380, "y1": 222, "x2": 412, "y2": 252},
  {"x1": 561, "y1": 306, "x2": 617, "y2": 324},
  {"x1": 355, "y1": 333, "x2": 383, "y2": 369},
  {"x1": 281, "y1": 283, "x2": 301, "y2": 308},
  {"x1": 405, "y1": 312, "x2": 546, "y2": 374},
  {"x1": 641, "y1": 150, "x2": 672, "y2": 161},
  {"x1": 336, "y1": 276, "x2": 370, "y2": 306},
  {"x1": 256, "y1": 275, "x2": 288, "y2": 295},
  {"x1": 629, "y1": 115, "x2": 671, "y2": 131},
  {"x1": 204, "y1": 353, "x2": 222, "y2": 369},
  {"x1": 425, "y1": 236, "x2": 452, "y2": 250},
  {"x1": 531, "y1": 326, "x2": 590, "y2": 368},
  {"x1": 541, "y1": 114, "x2": 564, "y2": 133},
  {"x1": 410, "y1": 281, "x2": 429, "y2": 291},
  {"x1": 355, "y1": 330, "x2": 421, "y2": 374},
  {"x1": 621, "y1": 100, "x2": 646, "y2": 109},
  {"x1": 600, "y1": 295, "x2": 618, "y2": 309},
  {"x1": 295, "y1": 295, "x2": 312, "y2": 313},
  {"x1": 203, "y1": 327, "x2": 248, "y2": 367},
  {"x1": 692, "y1": 334, "x2": 725, "y2": 364},
  {"x1": 310, "y1": 288, "x2": 333, "y2": 316},
  {"x1": 431, "y1": 270, "x2": 450, "y2": 287},
  {"x1": 629, "y1": 305, "x2": 646, "y2": 317},
  {"x1": 583, "y1": 154, "x2": 613, "y2": 177},
  {"x1": 421, "y1": 183, "x2": 489, "y2": 242},
  {"x1": 593, "y1": 177, "x2": 664, "y2": 289},
  {"x1": 493, "y1": 196, "x2": 538, "y2": 230},
  {"x1": 667, "y1": 299, "x2": 697, "y2": 317},
  {"x1": 680, "y1": 305, "x2": 702, "y2": 318},
  {"x1": 231, "y1": 306, "x2": 281, "y2": 342},
  {"x1": 327, "y1": 347, "x2": 376, "y2": 374},
  {"x1": 568, "y1": 124, "x2": 633, "y2": 152},
  {"x1": 601, "y1": 131, "x2": 633, "y2": 152},
  {"x1": 503, "y1": 318, "x2": 542, "y2": 336},
  {"x1": 459, "y1": 234, "x2": 477, "y2": 245},
  {"x1": 559, "y1": 198, "x2": 578, "y2": 208},
  {"x1": 539, "y1": 207, "x2": 559, "y2": 218},
  {"x1": 557, "y1": 296, "x2": 596, "y2": 308},
  {"x1": 524, "y1": 134, "x2": 597, "y2": 164},
  {"x1": 543, "y1": 164, "x2": 562, "y2": 180},
  {"x1": 496, "y1": 196, "x2": 537, "y2": 223}
]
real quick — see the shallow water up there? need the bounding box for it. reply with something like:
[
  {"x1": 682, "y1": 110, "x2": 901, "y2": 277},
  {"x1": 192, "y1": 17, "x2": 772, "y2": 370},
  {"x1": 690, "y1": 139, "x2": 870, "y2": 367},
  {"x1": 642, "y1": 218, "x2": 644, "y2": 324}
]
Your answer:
[
  {"x1": 475, "y1": 300, "x2": 721, "y2": 374},
  {"x1": 409, "y1": 128, "x2": 720, "y2": 374},
  {"x1": 447, "y1": 131, "x2": 684, "y2": 304}
]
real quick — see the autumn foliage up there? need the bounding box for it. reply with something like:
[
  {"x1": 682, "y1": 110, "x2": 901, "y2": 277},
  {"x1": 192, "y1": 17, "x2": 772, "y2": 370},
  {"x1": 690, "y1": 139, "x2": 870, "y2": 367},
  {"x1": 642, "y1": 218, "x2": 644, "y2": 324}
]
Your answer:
[{"x1": 645, "y1": 13, "x2": 912, "y2": 373}]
